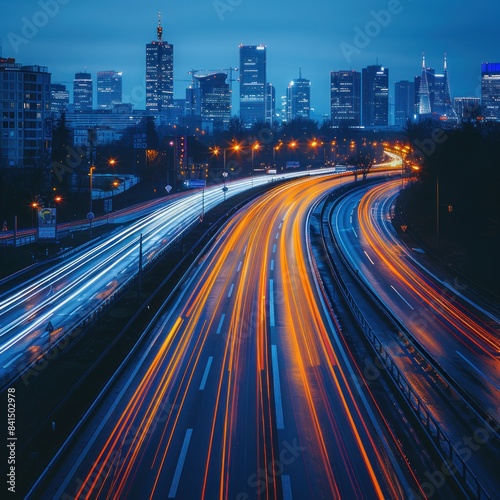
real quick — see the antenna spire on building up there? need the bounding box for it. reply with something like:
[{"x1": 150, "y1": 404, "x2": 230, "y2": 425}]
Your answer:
[
  {"x1": 418, "y1": 53, "x2": 432, "y2": 116},
  {"x1": 157, "y1": 11, "x2": 163, "y2": 41},
  {"x1": 442, "y1": 52, "x2": 457, "y2": 120}
]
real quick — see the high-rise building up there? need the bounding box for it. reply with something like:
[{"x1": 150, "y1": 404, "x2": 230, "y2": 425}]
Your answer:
[
  {"x1": 146, "y1": 13, "x2": 174, "y2": 113},
  {"x1": 481, "y1": 62, "x2": 500, "y2": 121},
  {"x1": 239, "y1": 45, "x2": 267, "y2": 127},
  {"x1": 266, "y1": 83, "x2": 276, "y2": 125},
  {"x1": 432, "y1": 55, "x2": 457, "y2": 122},
  {"x1": 286, "y1": 69, "x2": 311, "y2": 121},
  {"x1": 417, "y1": 55, "x2": 432, "y2": 117},
  {"x1": 97, "y1": 71, "x2": 122, "y2": 110},
  {"x1": 1, "y1": 58, "x2": 52, "y2": 169},
  {"x1": 394, "y1": 80, "x2": 415, "y2": 127},
  {"x1": 330, "y1": 70, "x2": 361, "y2": 127},
  {"x1": 454, "y1": 97, "x2": 481, "y2": 123},
  {"x1": 73, "y1": 72, "x2": 93, "y2": 112},
  {"x1": 193, "y1": 72, "x2": 231, "y2": 130},
  {"x1": 362, "y1": 65, "x2": 389, "y2": 127},
  {"x1": 51, "y1": 83, "x2": 69, "y2": 116}
]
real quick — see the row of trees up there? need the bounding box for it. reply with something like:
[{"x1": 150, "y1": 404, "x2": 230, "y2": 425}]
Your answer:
[
  {"x1": 0, "y1": 114, "x2": 394, "y2": 229},
  {"x1": 398, "y1": 120, "x2": 500, "y2": 295}
]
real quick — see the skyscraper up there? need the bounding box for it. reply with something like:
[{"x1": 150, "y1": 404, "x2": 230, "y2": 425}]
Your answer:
[
  {"x1": 394, "y1": 80, "x2": 415, "y2": 127},
  {"x1": 97, "y1": 71, "x2": 122, "y2": 110},
  {"x1": 73, "y1": 72, "x2": 93, "y2": 112},
  {"x1": 432, "y1": 55, "x2": 457, "y2": 122},
  {"x1": 481, "y1": 62, "x2": 500, "y2": 121},
  {"x1": 417, "y1": 55, "x2": 432, "y2": 117},
  {"x1": 266, "y1": 83, "x2": 276, "y2": 125},
  {"x1": 193, "y1": 72, "x2": 231, "y2": 130},
  {"x1": 146, "y1": 13, "x2": 174, "y2": 113},
  {"x1": 362, "y1": 65, "x2": 389, "y2": 127},
  {"x1": 330, "y1": 70, "x2": 361, "y2": 127},
  {"x1": 239, "y1": 45, "x2": 267, "y2": 127},
  {"x1": 51, "y1": 83, "x2": 69, "y2": 117},
  {"x1": 286, "y1": 69, "x2": 311, "y2": 121},
  {"x1": 454, "y1": 97, "x2": 481, "y2": 123},
  {"x1": 1, "y1": 58, "x2": 51, "y2": 169}
]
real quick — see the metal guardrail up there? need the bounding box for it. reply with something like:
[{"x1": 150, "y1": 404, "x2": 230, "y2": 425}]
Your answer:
[{"x1": 316, "y1": 185, "x2": 493, "y2": 500}]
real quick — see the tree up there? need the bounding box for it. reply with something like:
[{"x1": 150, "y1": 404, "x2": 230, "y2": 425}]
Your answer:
[{"x1": 349, "y1": 147, "x2": 375, "y2": 181}]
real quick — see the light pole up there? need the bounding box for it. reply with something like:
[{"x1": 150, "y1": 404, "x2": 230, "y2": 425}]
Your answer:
[
  {"x1": 251, "y1": 143, "x2": 260, "y2": 187},
  {"x1": 31, "y1": 201, "x2": 39, "y2": 229},
  {"x1": 222, "y1": 171, "x2": 228, "y2": 200},
  {"x1": 110, "y1": 179, "x2": 119, "y2": 223},
  {"x1": 273, "y1": 143, "x2": 282, "y2": 169},
  {"x1": 436, "y1": 173, "x2": 440, "y2": 252},
  {"x1": 89, "y1": 164, "x2": 95, "y2": 238}
]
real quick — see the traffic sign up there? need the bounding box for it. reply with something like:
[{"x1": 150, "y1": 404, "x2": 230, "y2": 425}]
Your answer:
[{"x1": 190, "y1": 179, "x2": 207, "y2": 188}]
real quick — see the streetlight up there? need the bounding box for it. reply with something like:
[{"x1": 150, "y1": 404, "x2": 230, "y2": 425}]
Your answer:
[
  {"x1": 89, "y1": 164, "x2": 95, "y2": 238},
  {"x1": 273, "y1": 142, "x2": 282, "y2": 168},
  {"x1": 251, "y1": 143, "x2": 260, "y2": 187},
  {"x1": 31, "y1": 201, "x2": 39, "y2": 229},
  {"x1": 251, "y1": 143, "x2": 260, "y2": 171},
  {"x1": 109, "y1": 179, "x2": 119, "y2": 223},
  {"x1": 222, "y1": 171, "x2": 228, "y2": 200}
]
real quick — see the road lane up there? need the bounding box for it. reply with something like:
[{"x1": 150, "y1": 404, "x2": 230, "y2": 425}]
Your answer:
[{"x1": 37, "y1": 173, "x2": 424, "y2": 499}]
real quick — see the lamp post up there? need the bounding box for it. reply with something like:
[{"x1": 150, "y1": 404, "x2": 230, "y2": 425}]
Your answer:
[
  {"x1": 436, "y1": 173, "x2": 440, "y2": 252},
  {"x1": 89, "y1": 164, "x2": 95, "y2": 238},
  {"x1": 273, "y1": 143, "x2": 282, "y2": 169},
  {"x1": 31, "y1": 201, "x2": 39, "y2": 229},
  {"x1": 110, "y1": 179, "x2": 119, "y2": 223},
  {"x1": 222, "y1": 171, "x2": 228, "y2": 200},
  {"x1": 251, "y1": 143, "x2": 260, "y2": 186}
]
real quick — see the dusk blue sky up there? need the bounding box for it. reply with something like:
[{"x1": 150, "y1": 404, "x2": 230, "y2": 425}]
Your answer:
[{"x1": 1, "y1": 0, "x2": 499, "y2": 119}]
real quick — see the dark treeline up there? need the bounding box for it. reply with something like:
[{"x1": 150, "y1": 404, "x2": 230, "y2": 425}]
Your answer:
[
  {"x1": 398, "y1": 122, "x2": 500, "y2": 295},
  {"x1": 1, "y1": 116, "x2": 394, "y2": 228}
]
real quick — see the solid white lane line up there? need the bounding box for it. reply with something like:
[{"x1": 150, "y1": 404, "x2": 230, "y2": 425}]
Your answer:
[
  {"x1": 282, "y1": 475, "x2": 293, "y2": 500},
  {"x1": 199, "y1": 357, "x2": 213, "y2": 390},
  {"x1": 216, "y1": 314, "x2": 225, "y2": 335},
  {"x1": 168, "y1": 428, "x2": 193, "y2": 498},
  {"x1": 271, "y1": 344, "x2": 285, "y2": 430},
  {"x1": 390, "y1": 285, "x2": 414, "y2": 310}
]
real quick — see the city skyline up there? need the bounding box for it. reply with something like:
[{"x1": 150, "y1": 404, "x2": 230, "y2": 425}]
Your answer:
[{"x1": 1, "y1": 0, "x2": 499, "y2": 117}]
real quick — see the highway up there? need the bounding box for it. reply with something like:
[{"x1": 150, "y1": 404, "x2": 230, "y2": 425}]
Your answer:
[
  {"x1": 0, "y1": 170, "x2": 316, "y2": 381},
  {"x1": 36, "y1": 174, "x2": 427, "y2": 499},
  {"x1": 332, "y1": 179, "x2": 500, "y2": 417}
]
